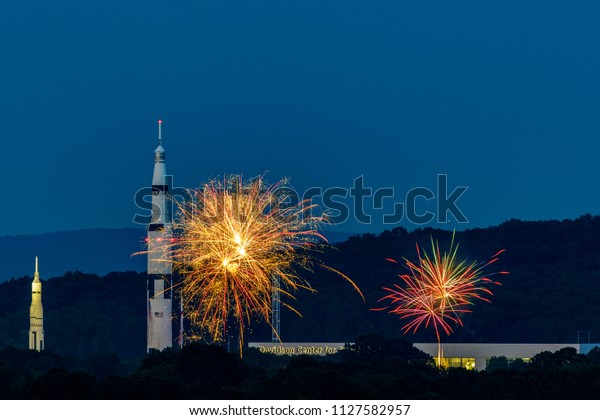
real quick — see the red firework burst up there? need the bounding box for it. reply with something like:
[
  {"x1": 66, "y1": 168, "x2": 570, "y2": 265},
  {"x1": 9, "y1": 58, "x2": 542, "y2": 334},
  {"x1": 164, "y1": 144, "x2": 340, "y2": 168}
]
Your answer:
[{"x1": 376, "y1": 233, "x2": 508, "y2": 365}]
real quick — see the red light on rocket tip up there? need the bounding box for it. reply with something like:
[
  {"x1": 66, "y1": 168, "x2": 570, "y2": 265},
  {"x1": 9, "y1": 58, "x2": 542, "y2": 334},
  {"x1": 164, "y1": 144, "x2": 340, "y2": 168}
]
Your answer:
[{"x1": 158, "y1": 119, "x2": 162, "y2": 124}]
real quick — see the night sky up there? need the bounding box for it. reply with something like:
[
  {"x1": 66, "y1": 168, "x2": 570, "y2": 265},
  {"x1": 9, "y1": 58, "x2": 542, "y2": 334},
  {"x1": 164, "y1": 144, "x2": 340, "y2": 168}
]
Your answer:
[{"x1": 2, "y1": 0, "x2": 599, "y2": 236}]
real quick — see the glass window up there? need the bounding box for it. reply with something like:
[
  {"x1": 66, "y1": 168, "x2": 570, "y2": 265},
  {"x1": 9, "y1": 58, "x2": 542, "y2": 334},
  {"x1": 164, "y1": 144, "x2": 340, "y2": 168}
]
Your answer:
[{"x1": 441, "y1": 357, "x2": 476, "y2": 370}]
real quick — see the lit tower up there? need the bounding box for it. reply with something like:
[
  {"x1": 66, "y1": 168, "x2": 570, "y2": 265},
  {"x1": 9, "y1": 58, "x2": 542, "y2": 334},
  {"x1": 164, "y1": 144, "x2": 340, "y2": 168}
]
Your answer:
[
  {"x1": 147, "y1": 119, "x2": 173, "y2": 351},
  {"x1": 29, "y1": 257, "x2": 44, "y2": 351},
  {"x1": 271, "y1": 276, "x2": 280, "y2": 342}
]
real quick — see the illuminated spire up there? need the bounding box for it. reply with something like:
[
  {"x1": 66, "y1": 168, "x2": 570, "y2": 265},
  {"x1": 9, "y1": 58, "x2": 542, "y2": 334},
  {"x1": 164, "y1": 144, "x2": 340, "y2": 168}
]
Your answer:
[
  {"x1": 34, "y1": 256, "x2": 40, "y2": 282},
  {"x1": 154, "y1": 120, "x2": 165, "y2": 164},
  {"x1": 30, "y1": 256, "x2": 44, "y2": 351},
  {"x1": 158, "y1": 119, "x2": 163, "y2": 146},
  {"x1": 148, "y1": 119, "x2": 173, "y2": 352}
]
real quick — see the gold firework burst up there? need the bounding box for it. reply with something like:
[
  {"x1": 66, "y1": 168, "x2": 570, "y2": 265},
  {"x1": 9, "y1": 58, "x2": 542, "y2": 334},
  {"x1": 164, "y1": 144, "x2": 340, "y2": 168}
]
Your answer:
[{"x1": 168, "y1": 175, "x2": 361, "y2": 353}]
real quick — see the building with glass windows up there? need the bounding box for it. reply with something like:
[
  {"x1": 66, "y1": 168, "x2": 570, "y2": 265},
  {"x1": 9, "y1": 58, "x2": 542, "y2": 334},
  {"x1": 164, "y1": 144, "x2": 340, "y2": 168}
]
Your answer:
[
  {"x1": 412, "y1": 343, "x2": 596, "y2": 370},
  {"x1": 249, "y1": 342, "x2": 599, "y2": 371}
]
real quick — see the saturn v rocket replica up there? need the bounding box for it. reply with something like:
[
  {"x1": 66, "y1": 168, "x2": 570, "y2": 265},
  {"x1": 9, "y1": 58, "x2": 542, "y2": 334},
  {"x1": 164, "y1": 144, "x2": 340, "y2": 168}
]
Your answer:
[
  {"x1": 147, "y1": 120, "x2": 173, "y2": 351},
  {"x1": 29, "y1": 257, "x2": 44, "y2": 351}
]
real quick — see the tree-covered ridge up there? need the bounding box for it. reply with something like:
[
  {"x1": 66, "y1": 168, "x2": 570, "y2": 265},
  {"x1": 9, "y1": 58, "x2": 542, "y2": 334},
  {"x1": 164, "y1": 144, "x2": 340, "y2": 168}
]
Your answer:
[
  {"x1": 1, "y1": 215, "x2": 600, "y2": 359},
  {"x1": 0, "y1": 271, "x2": 146, "y2": 358},
  {"x1": 283, "y1": 215, "x2": 600, "y2": 344}
]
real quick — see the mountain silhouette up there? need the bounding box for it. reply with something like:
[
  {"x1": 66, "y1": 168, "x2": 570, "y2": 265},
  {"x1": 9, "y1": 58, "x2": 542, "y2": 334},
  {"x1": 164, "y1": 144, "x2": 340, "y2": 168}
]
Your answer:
[{"x1": 0, "y1": 228, "x2": 356, "y2": 281}]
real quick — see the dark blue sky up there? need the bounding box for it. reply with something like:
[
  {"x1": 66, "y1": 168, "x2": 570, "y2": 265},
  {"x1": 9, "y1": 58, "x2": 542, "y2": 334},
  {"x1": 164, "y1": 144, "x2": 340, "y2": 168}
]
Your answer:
[{"x1": 2, "y1": 0, "x2": 599, "y2": 235}]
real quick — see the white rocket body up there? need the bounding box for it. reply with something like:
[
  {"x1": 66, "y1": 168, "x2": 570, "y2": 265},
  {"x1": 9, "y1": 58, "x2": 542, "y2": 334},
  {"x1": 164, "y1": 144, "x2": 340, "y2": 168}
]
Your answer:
[
  {"x1": 147, "y1": 121, "x2": 173, "y2": 352},
  {"x1": 29, "y1": 257, "x2": 44, "y2": 351}
]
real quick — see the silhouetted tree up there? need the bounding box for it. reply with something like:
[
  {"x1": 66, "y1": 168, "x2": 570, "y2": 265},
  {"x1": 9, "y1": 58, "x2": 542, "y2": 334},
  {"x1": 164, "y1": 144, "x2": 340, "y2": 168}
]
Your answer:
[
  {"x1": 486, "y1": 356, "x2": 509, "y2": 371},
  {"x1": 340, "y1": 334, "x2": 431, "y2": 362}
]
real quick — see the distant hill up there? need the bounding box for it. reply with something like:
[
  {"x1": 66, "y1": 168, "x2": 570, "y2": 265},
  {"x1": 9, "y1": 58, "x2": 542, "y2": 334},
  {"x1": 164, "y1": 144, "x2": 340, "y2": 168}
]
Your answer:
[
  {"x1": 1, "y1": 215, "x2": 600, "y2": 358},
  {"x1": 0, "y1": 228, "x2": 147, "y2": 281},
  {"x1": 0, "y1": 271, "x2": 146, "y2": 358},
  {"x1": 0, "y1": 228, "x2": 356, "y2": 281},
  {"x1": 284, "y1": 214, "x2": 600, "y2": 345}
]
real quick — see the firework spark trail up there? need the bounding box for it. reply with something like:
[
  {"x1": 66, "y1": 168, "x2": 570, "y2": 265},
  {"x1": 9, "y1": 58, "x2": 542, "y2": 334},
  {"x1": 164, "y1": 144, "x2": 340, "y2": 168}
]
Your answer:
[
  {"x1": 377, "y1": 233, "x2": 508, "y2": 366},
  {"x1": 161, "y1": 175, "x2": 362, "y2": 354}
]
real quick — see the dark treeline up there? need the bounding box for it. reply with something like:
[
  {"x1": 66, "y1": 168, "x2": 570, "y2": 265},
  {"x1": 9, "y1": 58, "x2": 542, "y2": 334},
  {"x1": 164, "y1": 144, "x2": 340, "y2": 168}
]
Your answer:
[
  {"x1": 1, "y1": 335, "x2": 600, "y2": 399},
  {"x1": 1, "y1": 215, "x2": 600, "y2": 359}
]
